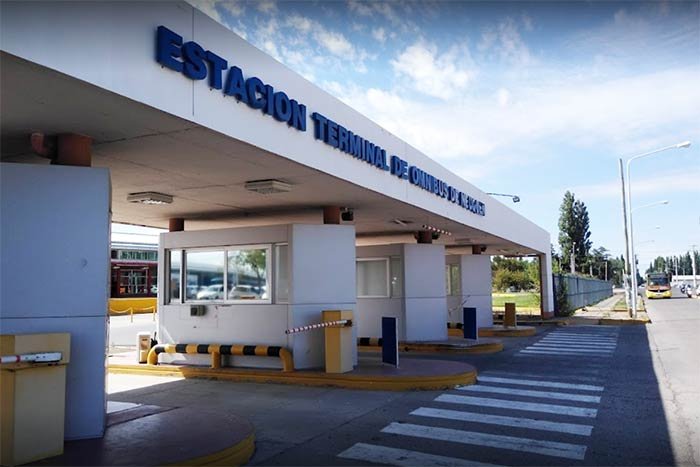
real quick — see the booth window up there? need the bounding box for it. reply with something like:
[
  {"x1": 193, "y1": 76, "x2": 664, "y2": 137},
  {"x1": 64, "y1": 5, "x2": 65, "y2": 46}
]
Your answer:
[
  {"x1": 226, "y1": 246, "x2": 270, "y2": 302},
  {"x1": 446, "y1": 263, "x2": 461, "y2": 296},
  {"x1": 185, "y1": 250, "x2": 225, "y2": 301},
  {"x1": 275, "y1": 244, "x2": 289, "y2": 303},
  {"x1": 169, "y1": 250, "x2": 181, "y2": 303},
  {"x1": 357, "y1": 258, "x2": 390, "y2": 298},
  {"x1": 390, "y1": 256, "x2": 403, "y2": 297}
]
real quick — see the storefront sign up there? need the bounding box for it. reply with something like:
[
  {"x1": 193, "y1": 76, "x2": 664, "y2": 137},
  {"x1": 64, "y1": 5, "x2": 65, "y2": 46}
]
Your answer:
[{"x1": 155, "y1": 25, "x2": 485, "y2": 217}]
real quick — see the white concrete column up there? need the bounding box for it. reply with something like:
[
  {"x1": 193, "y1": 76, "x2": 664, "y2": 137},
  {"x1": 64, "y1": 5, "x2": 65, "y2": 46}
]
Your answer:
[
  {"x1": 539, "y1": 252, "x2": 555, "y2": 318},
  {"x1": 403, "y1": 243, "x2": 447, "y2": 341},
  {"x1": 460, "y1": 254, "x2": 494, "y2": 329}
]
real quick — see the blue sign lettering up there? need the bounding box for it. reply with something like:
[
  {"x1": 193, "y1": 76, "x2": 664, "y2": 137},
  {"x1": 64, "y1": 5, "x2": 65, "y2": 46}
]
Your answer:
[{"x1": 155, "y1": 25, "x2": 483, "y2": 216}]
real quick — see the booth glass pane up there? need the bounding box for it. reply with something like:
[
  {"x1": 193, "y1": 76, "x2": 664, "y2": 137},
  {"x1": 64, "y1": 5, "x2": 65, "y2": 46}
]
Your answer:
[
  {"x1": 227, "y1": 248, "x2": 269, "y2": 300},
  {"x1": 275, "y1": 244, "x2": 289, "y2": 303},
  {"x1": 169, "y1": 250, "x2": 181, "y2": 303},
  {"x1": 390, "y1": 257, "x2": 403, "y2": 297},
  {"x1": 357, "y1": 259, "x2": 389, "y2": 297},
  {"x1": 446, "y1": 264, "x2": 461, "y2": 296},
  {"x1": 185, "y1": 251, "x2": 224, "y2": 301}
]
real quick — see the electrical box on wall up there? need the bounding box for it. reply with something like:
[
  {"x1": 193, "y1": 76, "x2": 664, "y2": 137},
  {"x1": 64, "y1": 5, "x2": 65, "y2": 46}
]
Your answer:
[{"x1": 190, "y1": 305, "x2": 206, "y2": 316}]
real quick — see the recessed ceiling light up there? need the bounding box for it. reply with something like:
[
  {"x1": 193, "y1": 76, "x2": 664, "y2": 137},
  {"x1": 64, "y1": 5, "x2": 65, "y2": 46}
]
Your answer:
[
  {"x1": 244, "y1": 179, "x2": 292, "y2": 194},
  {"x1": 391, "y1": 219, "x2": 413, "y2": 226},
  {"x1": 127, "y1": 192, "x2": 173, "y2": 205}
]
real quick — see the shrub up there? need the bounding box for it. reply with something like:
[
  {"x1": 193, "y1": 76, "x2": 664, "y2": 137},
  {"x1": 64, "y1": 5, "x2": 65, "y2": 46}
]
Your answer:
[{"x1": 555, "y1": 279, "x2": 573, "y2": 316}]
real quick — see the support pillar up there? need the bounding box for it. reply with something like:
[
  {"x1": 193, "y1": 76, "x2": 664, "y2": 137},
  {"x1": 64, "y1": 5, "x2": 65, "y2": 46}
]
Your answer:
[
  {"x1": 460, "y1": 254, "x2": 494, "y2": 329},
  {"x1": 323, "y1": 206, "x2": 340, "y2": 225},
  {"x1": 169, "y1": 218, "x2": 185, "y2": 232},
  {"x1": 539, "y1": 252, "x2": 555, "y2": 318},
  {"x1": 53, "y1": 134, "x2": 92, "y2": 167},
  {"x1": 416, "y1": 231, "x2": 432, "y2": 244}
]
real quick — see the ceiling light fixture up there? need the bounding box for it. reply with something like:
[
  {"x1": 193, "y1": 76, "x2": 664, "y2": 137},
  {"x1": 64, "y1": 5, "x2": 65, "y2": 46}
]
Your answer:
[
  {"x1": 244, "y1": 179, "x2": 292, "y2": 194},
  {"x1": 421, "y1": 224, "x2": 452, "y2": 236},
  {"x1": 392, "y1": 219, "x2": 413, "y2": 226},
  {"x1": 127, "y1": 192, "x2": 173, "y2": 205}
]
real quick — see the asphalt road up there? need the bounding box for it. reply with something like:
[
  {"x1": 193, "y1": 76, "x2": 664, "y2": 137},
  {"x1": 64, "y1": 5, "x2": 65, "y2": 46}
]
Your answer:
[{"x1": 109, "y1": 293, "x2": 699, "y2": 466}]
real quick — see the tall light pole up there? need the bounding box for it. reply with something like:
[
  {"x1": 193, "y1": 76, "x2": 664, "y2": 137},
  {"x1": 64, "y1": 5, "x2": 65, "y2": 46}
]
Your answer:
[
  {"x1": 486, "y1": 193, "x2": 520, "y2": 203},
  {"x1": 624, "y1": 141, "x2": 691, "y2": 318}
]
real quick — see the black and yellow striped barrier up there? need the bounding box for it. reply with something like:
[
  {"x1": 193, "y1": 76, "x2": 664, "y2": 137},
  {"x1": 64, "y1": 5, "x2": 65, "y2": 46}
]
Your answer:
[
  {"x1": 357, "y1": 337, "x2": 383, "y2": 346},
  {"x1": 146, "y1": 343, "x2": 294, "y2": 372}
]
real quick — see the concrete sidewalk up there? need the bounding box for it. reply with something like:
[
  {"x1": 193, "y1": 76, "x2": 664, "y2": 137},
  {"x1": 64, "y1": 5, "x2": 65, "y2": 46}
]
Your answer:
[{"x1": 569, "y1": 292, "x2": 651, "y2": 325}]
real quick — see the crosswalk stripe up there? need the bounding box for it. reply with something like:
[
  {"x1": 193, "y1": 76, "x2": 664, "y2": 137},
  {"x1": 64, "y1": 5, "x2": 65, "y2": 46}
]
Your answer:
[
  {"x1": 411, "y1": 407, "x2": 594, "y2": 436},
  {"x1": 549, "y1": 333, "x2": 617, "y2": 337},
  {"x1": 338, "y1": 442, "x2": 501, "y2": 467},
  {"x1": 382, "y1": 422, "x2": 588, "y2": 460},
  {"x1": 519, "y1": 349, "x2": 612, "y2": 356},
  {"x1": 456, "y1": 385, "x2": 601, "y2": 403},
  {"x1": 541, "y1": 338, "x2": 617, "y2": 344},
  {"x1": 541, "y1": 336, "x2": 617, "y2": 342},
  {"x1": 528, "y1": 346, "x2": 613, "y2": 354},
  {"x1": 534, "y1": 343, "x2": 616, "y2": 349},
  {"x1": 537, "y1": 340, "x2": 616, "y2": 347},
  {"x1": 476, "y1": 376, "x2": 604, "y2": 391},
  {"x1": 542, "y1": 334, "x2": 617, "y2": 344},
  {"x1": 435, "y1": 394, "x2": 598, "y2": 418}
]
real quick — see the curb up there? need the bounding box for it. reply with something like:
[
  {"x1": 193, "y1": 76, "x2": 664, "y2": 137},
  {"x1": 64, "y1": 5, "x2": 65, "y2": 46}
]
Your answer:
[
  {"x1": 478, "y1": 326, "x2": 537, "y2": 337},
  {"x1": 360, "y1": 339, "x2": 503, "y2": 354},
  {"x1": 108, "y1": 363, "x2": 477, "y2": 391},
  {"x1": 168, "y1": 432, "x2": 255, "y2": 466}
]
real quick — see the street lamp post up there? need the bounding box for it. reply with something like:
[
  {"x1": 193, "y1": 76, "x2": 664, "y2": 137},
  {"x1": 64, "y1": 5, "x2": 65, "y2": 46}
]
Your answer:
[
  {"x1": 623, "y1": 141, "x2": 691, "y2": 318},
  {"x1": 486, "y1": 193, "x2": 520, "y2": 203}
]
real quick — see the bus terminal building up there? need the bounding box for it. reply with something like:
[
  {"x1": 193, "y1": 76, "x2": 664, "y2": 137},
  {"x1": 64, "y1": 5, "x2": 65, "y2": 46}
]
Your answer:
[{"x1": 0, "y1": 2, "x2": 553, "y2": 441}]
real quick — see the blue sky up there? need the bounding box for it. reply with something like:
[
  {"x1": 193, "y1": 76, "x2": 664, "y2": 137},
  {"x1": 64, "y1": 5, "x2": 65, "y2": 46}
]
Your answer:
[{"x1": 177, "y1": 0, "x2": 700, "y2": 268}]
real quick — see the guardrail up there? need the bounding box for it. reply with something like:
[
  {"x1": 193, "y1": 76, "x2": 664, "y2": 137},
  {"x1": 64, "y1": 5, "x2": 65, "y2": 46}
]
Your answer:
[
  {"x1": 108, "y1": 306, "x2": 156, "y2": 322},
  {"x1": 146, "y1": 343, "x2": 294, "y2": 372}
]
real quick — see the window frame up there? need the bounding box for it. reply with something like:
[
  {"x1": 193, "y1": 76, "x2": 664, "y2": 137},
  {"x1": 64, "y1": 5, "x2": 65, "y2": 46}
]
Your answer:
[
  {"x1": 225, "y1": 244, "x2": 272, "y2": 305},
  {"x1": 446, "y1": 263, "x2": 461, "y2": 296},
  {"x1": 356, "y1": 257, "x2": 391, "y2": 299},
  {"x1": 168, "y1": 244, "x2": 274, "y2": 305},
  {"x1": 274, "y1": 243, "x2": 289, "y2": 304}
]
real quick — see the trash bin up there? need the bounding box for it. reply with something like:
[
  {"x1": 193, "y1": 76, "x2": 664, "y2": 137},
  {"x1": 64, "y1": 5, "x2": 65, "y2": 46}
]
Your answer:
[{"x1": 1, "y1": 333, "x2": 70, "y2": 466}]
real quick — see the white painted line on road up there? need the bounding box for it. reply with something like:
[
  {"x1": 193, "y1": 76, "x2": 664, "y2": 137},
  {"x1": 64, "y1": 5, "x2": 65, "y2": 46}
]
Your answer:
[
  {"x1": 537, "y1": 340, "x2": 617, "y2": 347},
  {"x1": 528, "y1": 346, "x2": 613, "y2": 354},
  {"x1": 545, "y1": 335, "x2": 617, "y2": 341},
  {"x1": 534, "y1": 343, "x2": 616, "y2": 350},
  {"x1": 480, "y1": 371, "x2": 603, "y2": 383},
  {"x1": 411, "y1": 407, "x2": 594, "y2": 436},
  {"x1": 435, "y1": 394, "x2": 598, "y2": 418},
  {"x1": 338, "y1": 442, "x2": 501, "y2": 467},
  {"x1": 541, "y1": 338, "x2": 617, "y2": 344},
  {"x1": 382, "y1": 423, "x2": 588, "y2": 460},
  {"x1": 519, "y1": 349, "x2": 612, "y2": 357},
  {"x1": 456, "y1": 385, "x2": 601, "y2": 403},
  {"x1": 476, "y1": 376, "x2": 604, "y2": 391}
]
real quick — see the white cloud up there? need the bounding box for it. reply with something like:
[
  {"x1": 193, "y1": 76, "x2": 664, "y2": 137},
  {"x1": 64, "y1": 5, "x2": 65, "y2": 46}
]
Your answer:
[
  {"x1": 256, "y1": 0, "x2": 277, "y2": 14},
  {"x1": 567, "y1": 168, "x2": 700, "y2": 200},
  {"x1": 316, "y1": 29, "x2": 354, "y2": 56},
  {"x1": 372, "y1": 27, "x2": 386, "y2": 43},
  {"x1": 219, "y1": 0, "x2": 244, "y2": 17},
  {"x1": 479, "y1": 17, "x2": 533, "y2": 66},
  {"x1": 188, "y1": 0, "x2": 223, "y2": 23},
  {"x1": 287, "y1": 14, "x2": 312, "y2": 34},
  {"x1": 496, "y1": 88, "x2": 510, "y2": 107},
  {"x1": 391, "y1": 41, "x2": 474, "y2": 100}
]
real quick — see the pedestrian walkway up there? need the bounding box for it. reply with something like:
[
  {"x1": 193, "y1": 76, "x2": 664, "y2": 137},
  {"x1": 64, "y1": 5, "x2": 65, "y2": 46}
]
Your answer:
[
  {"x1": 516, "y1": 327, "x2": 619, "y2": 358},
  {"x1": 338, "y1": 367, "x2": 608, "y2": 465}
]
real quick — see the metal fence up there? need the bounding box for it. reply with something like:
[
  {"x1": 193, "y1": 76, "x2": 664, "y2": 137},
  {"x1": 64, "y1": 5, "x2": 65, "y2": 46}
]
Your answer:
[{"x1": 553, "y1": 274, "x2": 613, "y2": 313}]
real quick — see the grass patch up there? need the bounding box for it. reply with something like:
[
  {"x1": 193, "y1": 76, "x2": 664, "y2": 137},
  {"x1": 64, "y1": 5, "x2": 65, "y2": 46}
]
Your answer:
[
  {"x1": 612, "y1": 297, "x2": 645, "y2": 312},
  {"x1": 492, "y1": 292, "x2": 540, "y2": 311}
]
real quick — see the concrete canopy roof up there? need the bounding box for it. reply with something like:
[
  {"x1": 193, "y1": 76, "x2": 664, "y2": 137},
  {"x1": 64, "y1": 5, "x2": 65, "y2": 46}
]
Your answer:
[{"x1": 1, "y1": 53, "x2": 536, "y2": 256}]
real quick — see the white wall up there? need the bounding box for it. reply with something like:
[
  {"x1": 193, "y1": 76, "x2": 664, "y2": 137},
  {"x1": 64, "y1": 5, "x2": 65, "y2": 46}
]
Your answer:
[
  {"x1": 0, "y1": 1, "x2": 552, "y2": 256},
  {"x1": 459, "y1": 254, "x2": 494, "y2": 329},
  {"x1": 0, "y1": 163, "x2": 110, "y2": 440},
  {"x1": 289, "y1": 224, "x2": 357, "y2": 367},
  {"x1": 403, "y1": 244, "x2": 447, "y2": 341},
  {"x1": 356, "y1": 245, "x2": 405, "y2": 340},
  {"x1": 157, "y1": 224, "x2": 356, "y2": 369}
]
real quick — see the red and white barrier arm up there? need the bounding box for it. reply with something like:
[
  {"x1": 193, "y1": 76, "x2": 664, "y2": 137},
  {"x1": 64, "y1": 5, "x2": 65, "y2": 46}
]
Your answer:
[
  {"x1": 0, "y1": 352, "x2": 62, "y2": 364},
  {"x1": 285, "y1": 319, "x2": 352, "y2": 335}
]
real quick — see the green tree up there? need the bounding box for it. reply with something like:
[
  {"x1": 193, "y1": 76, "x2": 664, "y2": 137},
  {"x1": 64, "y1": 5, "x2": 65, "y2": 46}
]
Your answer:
[{"x1": 558, "y1": 191, "x2": 592, "y2": 273}]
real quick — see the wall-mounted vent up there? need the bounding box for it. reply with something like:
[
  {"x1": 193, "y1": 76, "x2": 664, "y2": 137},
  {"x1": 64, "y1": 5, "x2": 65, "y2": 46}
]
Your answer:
[{"x1": 244, "y1": 179, "x2": 292, "y2": 194}]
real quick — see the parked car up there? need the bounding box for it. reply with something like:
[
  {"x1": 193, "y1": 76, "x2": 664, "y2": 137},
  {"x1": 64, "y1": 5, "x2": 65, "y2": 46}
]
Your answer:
[{"x1": 196, "y1": 284, "x2": 224, "y2": 300}]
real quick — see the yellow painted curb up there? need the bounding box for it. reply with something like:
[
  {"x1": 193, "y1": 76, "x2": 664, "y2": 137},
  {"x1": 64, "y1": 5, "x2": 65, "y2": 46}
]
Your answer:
[
  {"x1": 359, "y1": 339, "x2": 503, "y2": 354},
  {"x1": 166, "y1": 432, "x2": 255, "y2": 466},
  {"x1": 599, "y1": 318, "x2": 650, "y2": 326},
  {"x1": 478, "y1": 326, "x2": 536, "y2": 337},
  {"x1": 108, "y1": 364, "x2": 476, "y2": 391}
]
